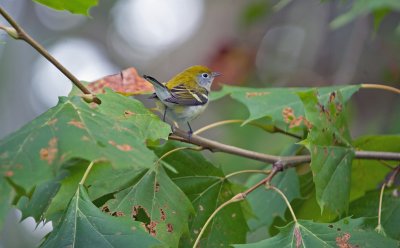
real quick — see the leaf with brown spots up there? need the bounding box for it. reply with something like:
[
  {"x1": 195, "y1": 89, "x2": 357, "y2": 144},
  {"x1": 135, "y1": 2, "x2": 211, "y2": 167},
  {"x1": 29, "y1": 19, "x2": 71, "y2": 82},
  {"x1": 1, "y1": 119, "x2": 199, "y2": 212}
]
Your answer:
[
  {"x1": 40, "y1": 137, "x2": 58, "y2": 164},
  {"x1": 88, "y1": 67, "x2": 154, "y2": 96},
  {"x1": 152, "y1": 141, "x2": 249, "y2": 247},
  {"x1": 41, "y1": 185, "x2": 163, "y2": 248},
  {"x1": 232, "y1": 218, "x2": 397, "y2": 247},
  {"x1": 105, "y1": 165, "x2": 192, "y2": 247},
  {"x1": 0, "y1": 90, "x2": 170, "y2": 223},
  {"x1": 298, "y1": 89, "x2": 354, "y2": 214},
  {"x1": 210, "y1": 85, "x2": 360, "y2": 129},
  {"x1": 67, "y1": 119, "x2": 85, "y2": 129}
]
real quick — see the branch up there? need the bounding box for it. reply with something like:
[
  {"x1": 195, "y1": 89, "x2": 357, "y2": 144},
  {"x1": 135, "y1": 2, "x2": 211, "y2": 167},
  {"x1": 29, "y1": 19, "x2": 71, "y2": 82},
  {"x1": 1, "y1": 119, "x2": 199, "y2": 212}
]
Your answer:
[
  {"x1": 0, "y1": 6, "x2": 101, "y2": 104},
  {"x1": 170, "y1": 129, "x2": 400, "y2": 168}
]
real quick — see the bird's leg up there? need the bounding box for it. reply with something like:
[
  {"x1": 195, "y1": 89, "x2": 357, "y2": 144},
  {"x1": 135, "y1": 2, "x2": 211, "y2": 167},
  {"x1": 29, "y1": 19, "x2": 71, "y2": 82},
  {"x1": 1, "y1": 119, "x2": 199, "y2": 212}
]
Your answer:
[
  {"x1": 163, "y1": 107, "x2": 167, "y2": 122},
  {"x1": 161, "y1": 107, "x2": 175, "y2": 133},
  {"x1": 187, "y1": 122, "x2": 193, "y2": 140},
  {"x1": 170, "y1": 125, "x2": 176, "y2": 133}
]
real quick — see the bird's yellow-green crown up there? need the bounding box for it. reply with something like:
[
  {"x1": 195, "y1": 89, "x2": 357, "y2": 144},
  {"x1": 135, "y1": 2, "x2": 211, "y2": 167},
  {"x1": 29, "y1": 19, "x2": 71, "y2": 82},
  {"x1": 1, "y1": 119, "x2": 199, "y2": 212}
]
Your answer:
[{"x1": 167, "y1": 65, "x2": 212, "y2": 88}]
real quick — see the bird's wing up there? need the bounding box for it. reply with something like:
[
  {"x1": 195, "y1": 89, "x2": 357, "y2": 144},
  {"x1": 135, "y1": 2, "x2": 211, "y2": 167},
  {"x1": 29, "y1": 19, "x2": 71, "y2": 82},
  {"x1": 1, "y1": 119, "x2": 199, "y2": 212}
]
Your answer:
[{"x1": 164, "y1": 84, "x2": 209, "y2": 106}]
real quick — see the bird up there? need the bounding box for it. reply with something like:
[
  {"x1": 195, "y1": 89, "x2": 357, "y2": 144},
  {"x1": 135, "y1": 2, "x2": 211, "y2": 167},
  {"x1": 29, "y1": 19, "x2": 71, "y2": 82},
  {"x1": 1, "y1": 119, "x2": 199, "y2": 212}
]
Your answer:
[{"x1": 143, "y1": 65, "x2": 220, "y2": 135}]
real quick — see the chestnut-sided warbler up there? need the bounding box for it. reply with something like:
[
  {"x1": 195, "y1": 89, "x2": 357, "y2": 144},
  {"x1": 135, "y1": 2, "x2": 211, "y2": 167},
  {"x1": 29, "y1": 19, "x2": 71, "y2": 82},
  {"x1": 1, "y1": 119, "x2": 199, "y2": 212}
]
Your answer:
[{"x1": 144, "y1": 65, "x2": 220, "y2": 134}]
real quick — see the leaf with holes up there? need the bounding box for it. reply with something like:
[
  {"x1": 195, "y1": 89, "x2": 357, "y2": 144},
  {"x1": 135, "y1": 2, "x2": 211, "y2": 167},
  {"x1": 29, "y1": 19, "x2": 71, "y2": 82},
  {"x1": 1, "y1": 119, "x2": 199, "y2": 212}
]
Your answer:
[
  {"x1": 41, "y1": 184, "x2": 163, "y2": 248},
  {"x1": 210, "y1": 85, "x2": 360, "y2": 130},
  {"x1": 233, "y1": 217, "x2": 398, "y2": 248},
  {"x1": 152, "y1": 141, "x2": 249, "y2": 247},
  {"x1": 105, "y1": 163, "x2": 193, "y2": 247},
  {"x1": 0, "y1": 90, "x2": 170, "y2": 223},
  {"x1": 298, "y1": 89, "x2": 354, "y2": 214},
  {"x1": 34, "y1": 0, "x2": 98, "y2": 15}
]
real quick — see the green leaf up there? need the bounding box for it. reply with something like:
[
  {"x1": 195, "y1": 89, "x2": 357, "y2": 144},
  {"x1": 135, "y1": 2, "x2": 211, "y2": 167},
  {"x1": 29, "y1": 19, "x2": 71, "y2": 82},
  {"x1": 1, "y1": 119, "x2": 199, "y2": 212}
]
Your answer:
[
  {"x1": 233, "y1": 217, "x2": 398, "y2": 248},
  {"x1": 247, "y1": 168, "x2": 300, "y2": 232},
  {"x1": 152, "y1": 141, "x2": 249, "y2": 247},
  {"x1": 211, "y1": 85, "x2": 360, "y2": 129},
  {"x1": 0, "y1": 91, "x2": 169, "y2": 194},
  {"x1": 330, "y1": 0, "x2": 400, "y2": 29},
  {"x1": 299, "y1": 89, "x2": 354, "y2": 214},
  {"x1": 350, "y1": 135, "x2": 400, "y2": 201},
  {"x1": 41, "y1": 184, "x2": 162, "y2": 248},
  {"x1": 35, "y1": 159, "x2": 147, "y2": 226},
  {"x1": 86, "y1": 162, "x2": 148, "y2": 201},
  {"x1": 34, "y1": 0, "x2": 98, "y2": 16},
  {"x1": 350, "y1": 190, "x2": 400, "y2": 240},
  {"x1": 294, "y1": 172, "x2": 339, "y2": 223},
  {"x1": 0, "y1": 178, "x2": 13, "y2": 226},
  {"x1": 17, "y1": 178, "x2": 61, "y2": 222},
  {"x1": 105, "y1": 163, "x2": 193, "y2": 247}
]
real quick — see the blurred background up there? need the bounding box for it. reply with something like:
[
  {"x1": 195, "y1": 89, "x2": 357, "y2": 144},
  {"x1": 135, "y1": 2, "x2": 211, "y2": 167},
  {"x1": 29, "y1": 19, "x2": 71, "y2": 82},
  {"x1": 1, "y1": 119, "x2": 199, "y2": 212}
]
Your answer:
[
  {"x1": 0, "y1": 0, "x2": 400, "y2": 246},
  {"x1": 1, "y1": 0, "x2": 400, "y2": 140}
]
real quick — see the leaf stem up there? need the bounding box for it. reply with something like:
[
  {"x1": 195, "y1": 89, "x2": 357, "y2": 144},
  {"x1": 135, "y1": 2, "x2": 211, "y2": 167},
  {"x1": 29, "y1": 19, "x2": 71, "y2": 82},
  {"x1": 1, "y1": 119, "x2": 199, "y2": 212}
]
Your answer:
[
  {"x1": 267, "y1": 184, "x2": 298, "y2": 223},
  {"x1": 194, "y1": 119, "x2": 243, "y2": 135},
  {"x1": 225, "y1": 169, "x2": 271, "y2": 179},
  {"x1": 194, "y1": 119, "x2": 301, "y2": 139},
  {"x1": 155, "y1": 146, "x2": 203, "y2": 165},
  {"x1": 0, "y1": 6, "x2": 100, "y2": 104},
  {"x1": 361, "y1": 84, "x2": 400, "y2": 95},
  {"x1": 376, "y1": 183, "x2": 386, "y2": 232},
  {"x1": 80, "y1": 161, "x2": 95, "y2": 185},
  {"x1": 192, "y1": 193, "x2": 245, "y2": 248}
]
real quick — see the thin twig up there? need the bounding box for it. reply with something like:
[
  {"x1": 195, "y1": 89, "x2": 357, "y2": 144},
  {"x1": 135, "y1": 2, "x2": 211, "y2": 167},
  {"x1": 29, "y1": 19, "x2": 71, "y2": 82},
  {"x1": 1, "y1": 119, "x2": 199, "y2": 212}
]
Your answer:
[
  {"x1": 0, "y1": 6, "x2": 100, "y2": 104},
  {"x1": 378, "y1": 160, "x2": 396, "y2": 170},
  {"x1": 242, "y1": 164, "x2": 281, "y2": 196},
  {"x1": 362, "y1": 84, "x2": 400, "y2": 95},
  {"x1": 387, "y1": 165, "x2": 400, "y2": 187}
]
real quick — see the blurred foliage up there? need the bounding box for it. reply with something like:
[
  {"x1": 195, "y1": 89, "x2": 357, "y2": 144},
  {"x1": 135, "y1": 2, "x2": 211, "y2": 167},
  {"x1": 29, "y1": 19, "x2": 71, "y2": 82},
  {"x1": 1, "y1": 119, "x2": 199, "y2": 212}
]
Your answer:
[
  {"x1": 33, "y1": 0, "x2": 98, "y2": 15},
  {"x1": 330, "y1": 0, "x2": 400, "y2": 32}
]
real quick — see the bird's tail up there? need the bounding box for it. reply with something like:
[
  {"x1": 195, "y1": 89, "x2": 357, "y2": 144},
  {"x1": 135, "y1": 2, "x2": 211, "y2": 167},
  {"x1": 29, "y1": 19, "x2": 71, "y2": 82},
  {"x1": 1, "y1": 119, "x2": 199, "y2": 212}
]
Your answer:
[{"x1": 143, "y1": 75, "x2": 166, "y2": 89}]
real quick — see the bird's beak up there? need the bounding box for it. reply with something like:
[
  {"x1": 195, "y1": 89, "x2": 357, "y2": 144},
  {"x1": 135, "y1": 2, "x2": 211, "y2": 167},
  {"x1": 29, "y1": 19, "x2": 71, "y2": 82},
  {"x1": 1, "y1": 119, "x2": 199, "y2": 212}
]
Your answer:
[{"x1": 212, "y1": 72, "x2": 222, "y2": 77}]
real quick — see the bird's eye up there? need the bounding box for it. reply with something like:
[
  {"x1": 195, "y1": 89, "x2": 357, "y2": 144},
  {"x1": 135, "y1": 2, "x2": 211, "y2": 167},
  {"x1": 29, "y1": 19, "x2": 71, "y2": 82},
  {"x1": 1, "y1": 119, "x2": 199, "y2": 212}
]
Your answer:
[{"x1": 202, "y1": 73, "x2": 209, "y2": 78}]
